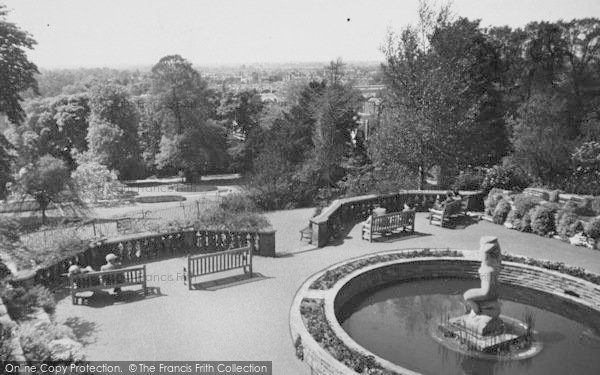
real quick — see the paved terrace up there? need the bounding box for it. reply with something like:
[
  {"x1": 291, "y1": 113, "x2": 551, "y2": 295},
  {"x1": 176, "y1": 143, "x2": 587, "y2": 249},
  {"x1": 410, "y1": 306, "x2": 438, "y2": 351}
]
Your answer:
[{"x1": 54, "y1": 210, "x2": 600, "y2": 374}]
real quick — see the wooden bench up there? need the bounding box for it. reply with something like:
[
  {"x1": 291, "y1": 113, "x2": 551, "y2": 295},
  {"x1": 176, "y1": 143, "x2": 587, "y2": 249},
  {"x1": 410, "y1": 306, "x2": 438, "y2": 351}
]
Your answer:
[
  {"x1": 428, "y1": 199, "x2": 465, "y2": 227},
  {"x1": 183, "y1": 246, "x2": 253, "y2": 290},
  {"x1": 362, "y1": 210, "x2": 415, "y2": 242},
  {"x1": 68, "y1": 265, "x2": 147, "y2": 305}
]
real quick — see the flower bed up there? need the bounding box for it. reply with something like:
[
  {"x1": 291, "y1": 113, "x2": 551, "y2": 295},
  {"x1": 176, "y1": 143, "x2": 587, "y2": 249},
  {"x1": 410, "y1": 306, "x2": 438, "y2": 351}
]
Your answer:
[
  {"x1": 309, "y1": 249, "x2": 463, "y2": 290},
  {"x1": 501, "y1": 254, "x2": 600, "y2": 284},
  {"x1": 300, "y1": 298, "x2": 395, "y2": 375}
]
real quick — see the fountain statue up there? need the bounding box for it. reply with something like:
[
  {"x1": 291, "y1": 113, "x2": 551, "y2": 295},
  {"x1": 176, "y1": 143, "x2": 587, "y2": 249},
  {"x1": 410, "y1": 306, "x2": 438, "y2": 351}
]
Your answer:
[
  {"x1": 435, "y1": 235, "x2": 540, "y2": 357},
  {"x1": 461, "y1": 236, "x2": 504, "y2": 336}
]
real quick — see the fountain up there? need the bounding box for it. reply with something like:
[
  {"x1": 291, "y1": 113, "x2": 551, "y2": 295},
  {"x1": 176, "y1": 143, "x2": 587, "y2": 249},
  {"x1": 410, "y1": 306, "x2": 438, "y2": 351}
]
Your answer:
[
  {"x1": 291, "y1": 240, "x2": 600, "y2": 375},
  {"x1": 437, "y1": 237, "x2": 538, "y2": 356}
]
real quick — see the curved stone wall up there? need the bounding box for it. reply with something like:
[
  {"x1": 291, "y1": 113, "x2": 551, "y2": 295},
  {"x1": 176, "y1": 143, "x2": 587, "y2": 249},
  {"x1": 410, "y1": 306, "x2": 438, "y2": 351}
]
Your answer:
[{"x1": 290, "y1": 250, "x2": 600, "y2": 375}]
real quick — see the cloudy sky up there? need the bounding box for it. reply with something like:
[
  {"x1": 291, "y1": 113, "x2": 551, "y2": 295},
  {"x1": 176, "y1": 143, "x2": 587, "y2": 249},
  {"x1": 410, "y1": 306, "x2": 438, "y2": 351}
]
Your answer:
[{"x1": 3, "y1": 0, "x2": 600, "y2": 68}]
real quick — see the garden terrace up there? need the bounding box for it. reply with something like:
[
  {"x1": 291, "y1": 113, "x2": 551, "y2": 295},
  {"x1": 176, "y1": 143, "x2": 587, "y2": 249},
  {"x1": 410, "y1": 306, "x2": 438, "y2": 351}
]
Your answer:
[
  {"x1": 309, "y1": 190, "x2": 483, "y2": 247},
  {"x1": 46, "y1": 209, "x2": 600, "y2": 374}
]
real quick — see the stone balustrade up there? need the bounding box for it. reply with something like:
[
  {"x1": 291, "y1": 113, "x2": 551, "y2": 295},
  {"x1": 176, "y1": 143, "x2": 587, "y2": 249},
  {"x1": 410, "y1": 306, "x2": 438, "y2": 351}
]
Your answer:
[
  {"x1": 34, "y1": 228, "x2": 276, "y2": 287},
  {"x1": 309, "y1": 190, "x2": 484, "y2": 247}
]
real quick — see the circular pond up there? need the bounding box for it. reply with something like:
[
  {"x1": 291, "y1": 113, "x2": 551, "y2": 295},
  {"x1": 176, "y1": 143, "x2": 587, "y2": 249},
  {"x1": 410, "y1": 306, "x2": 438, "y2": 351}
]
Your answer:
[{"x1": 341, "y1": 278, "x2": 600, "y2": 375}]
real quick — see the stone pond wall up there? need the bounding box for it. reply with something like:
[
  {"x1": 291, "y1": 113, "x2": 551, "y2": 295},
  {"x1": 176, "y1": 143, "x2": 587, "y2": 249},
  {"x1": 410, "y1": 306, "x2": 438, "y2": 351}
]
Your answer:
[{"x1": 290, "y1": 252, "x2": 600, "y2": 375}]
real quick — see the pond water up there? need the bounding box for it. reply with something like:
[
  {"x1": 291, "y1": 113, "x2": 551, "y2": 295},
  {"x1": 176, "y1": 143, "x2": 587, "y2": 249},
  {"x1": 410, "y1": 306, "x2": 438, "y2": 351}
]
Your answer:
[{"x1": 340, "y1": 279, "x2": 600, "y2": 375}]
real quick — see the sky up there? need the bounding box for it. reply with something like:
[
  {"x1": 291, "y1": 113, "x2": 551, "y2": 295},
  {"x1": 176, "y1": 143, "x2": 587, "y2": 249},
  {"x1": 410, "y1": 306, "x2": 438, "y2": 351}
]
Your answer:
[{"x1": 2, "y1": 0, "x2": 600, "y2": 69}]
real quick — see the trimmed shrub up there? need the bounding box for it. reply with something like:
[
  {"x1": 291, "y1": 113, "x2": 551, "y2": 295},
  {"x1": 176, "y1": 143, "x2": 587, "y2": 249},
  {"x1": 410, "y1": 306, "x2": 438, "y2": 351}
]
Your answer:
[
  {"x1": 520, "y1": 209, "x2": 534, "y2": 232},
  {"x1": 0, "y1": 285, "x2": 56, "y2": 321},
  {"x1": 510, "y1": 208, "x2": 534, "y2": 232},
  {"x1": 18, "y1": 320, "x2": 84, "y2": 362},
  {"x1": 513, "y1": 194, "x2": 541, "y2": 217},
  {"x1": 585, "y1": 217, "x2": 600, "y2": 240},
  {"x1": 531, "y1": 204, "x2": 559, "y2": 236},
  {"x1": 219, "y1": 193, "x2": 259, "y2": 213},
  {"x1": 492, "y1": 199, "x2": 512, "y2": 224},
  {"x1": 481, "y1": 164, "x2": 530, "y2": 192},
  {"x1": 557, "y1": 212, "x2": 582, "y2": 239},
  {"x1": 484, "y1": 189, "x2": 505, "y2": 216},
  {"x1": 452, "y1": 170, "x2": 484, "y2": 191},
  {"x1": 555, "y1": 201, "x2": 577, "y2": 225}
]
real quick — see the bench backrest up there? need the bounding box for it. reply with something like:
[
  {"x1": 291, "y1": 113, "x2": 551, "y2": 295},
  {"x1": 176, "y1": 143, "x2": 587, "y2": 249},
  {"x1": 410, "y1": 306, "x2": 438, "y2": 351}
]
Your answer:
[
  {"x1": 442, "y1": 199, "x2": 463, "y2": 216},
  {"x1": 69, "y1": 265, "x2": 146, "y2": 289},
  {"x1": 371, "y1": 210, "x2": 415, "y2": 231},
  {"x1": 187, "y1": 246, "x2": 252, "y2": 278}
]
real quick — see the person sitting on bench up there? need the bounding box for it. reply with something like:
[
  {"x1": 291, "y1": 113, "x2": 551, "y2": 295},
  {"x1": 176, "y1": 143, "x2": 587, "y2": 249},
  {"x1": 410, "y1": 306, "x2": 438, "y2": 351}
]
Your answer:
[
  {"x1": 68, "y1": 264, "x2": 98, "y2": 287},
  {"x1": 101, "y1": 253, "x2": 123, "y2": 294}
]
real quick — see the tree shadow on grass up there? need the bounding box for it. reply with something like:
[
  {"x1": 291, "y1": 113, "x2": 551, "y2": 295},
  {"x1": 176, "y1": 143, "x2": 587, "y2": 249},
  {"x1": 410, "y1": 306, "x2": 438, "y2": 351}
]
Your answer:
[{"x1": 63, "y1": 316, "x2": 99, "y2": 346}]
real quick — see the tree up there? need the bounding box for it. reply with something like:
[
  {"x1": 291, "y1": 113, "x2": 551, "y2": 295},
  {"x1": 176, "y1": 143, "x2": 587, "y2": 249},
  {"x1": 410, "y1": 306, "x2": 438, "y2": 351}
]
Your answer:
[
  {"x1": 87, "y1": 83, "x2": 142, "y2": 179},
  {"x1": 0, "y1": 5, "x2": 38, "y2": 124},
  {"x1": 0, "y1": 135, "x2": 12, "y2": 199},
  {"x1": 0, "y1": 5, "x2": 39, "y2": 198},
  {"x1": 217, "y1": 89, "x2": 265, "y2": 172},
  {"x1": 15, "y1": 155, "x2": 78, "y2": 222},
  {"x1": 149, "y1": 55, "x2": 226, "y2": 181},
  {"x1": 510, "y1": 92, "x2": 574, "y2": 186},
  {"x1": 312, "y1": 60, "x2": 362, "y2": 187},
  {"x1": 71, "y1": 161, "x2": 124, "y2": 203},
  {"x1": 53, "y1": 94, "x2": 90, "y2": 152},
  {"x1": 137, "y1": 97, "x2": 163, "y2": 174},
  {"x1": 376, "y1": 3, "x2": 509, "y2": 188}
]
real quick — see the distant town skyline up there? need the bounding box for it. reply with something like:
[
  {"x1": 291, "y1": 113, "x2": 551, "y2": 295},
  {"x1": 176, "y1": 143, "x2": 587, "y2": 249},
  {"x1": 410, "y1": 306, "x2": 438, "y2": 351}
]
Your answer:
[{"x1": 3, "y1": 0, "x2": 600, "y2": 69}]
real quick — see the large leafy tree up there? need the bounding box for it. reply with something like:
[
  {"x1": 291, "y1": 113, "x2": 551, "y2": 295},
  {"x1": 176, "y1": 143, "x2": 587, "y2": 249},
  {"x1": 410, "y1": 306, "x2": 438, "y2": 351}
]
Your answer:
[
  {"x1": 15, "y1": 155, "x2": 79, "y2": 222},
  {"x1": 149, "y1": 55, "x2": 226, "y2": 181},
  {"x1": 510, "y1": 92, "x2": 574, "y2": 186},
  {"x1": 0, "y1": 5, "x2": 38, "y2": 124},
  {"x1": 312, "y1": 60, "x2": 362, "y2": 187},
  {"x1": 0, "y1": 5, "x2": 39, "y2": 198},
  {"x1": 87, "y1": 83, "x2": 141, "y2": 179},
  {"x1": 4, "y1": 95, "x2": 90, "y2": 172},
  {"x1": 494, "y1": 19, "x2": 600, "y2": 189},
  {"x1": 217, "y1": 89, "x2": 264, "y2": 172},
  {"x1": 375, "y1": 3, "x2": 509, "y2": 188}
]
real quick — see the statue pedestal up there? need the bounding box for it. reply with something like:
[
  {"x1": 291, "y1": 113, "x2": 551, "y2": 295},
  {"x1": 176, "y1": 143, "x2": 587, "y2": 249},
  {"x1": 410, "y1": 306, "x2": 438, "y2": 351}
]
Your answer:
[
  {"x1": 450, "y1": 314, "x2": 504, "y2": 337},
  {"x1": 438, "y1": 314, "x2": 533, "y2": 354}
]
